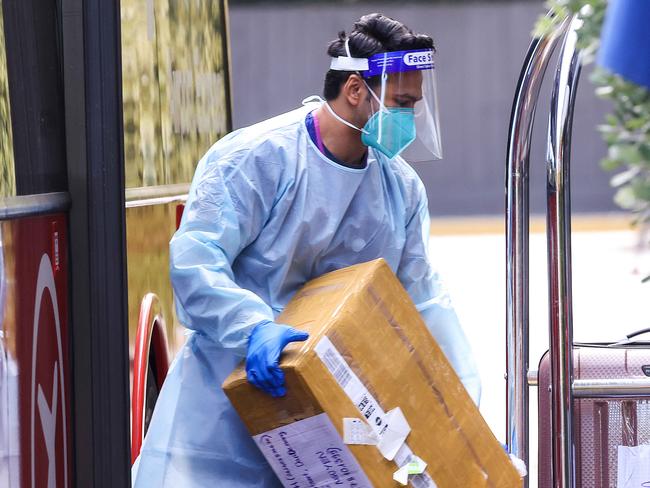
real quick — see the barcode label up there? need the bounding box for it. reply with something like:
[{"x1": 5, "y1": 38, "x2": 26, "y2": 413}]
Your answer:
[
  {"x1": 321, "y1": 348, "x2": 352, "y2": 389},
  {"x1": 315, "y1": 336, "x2": 371, "y2": 412}
]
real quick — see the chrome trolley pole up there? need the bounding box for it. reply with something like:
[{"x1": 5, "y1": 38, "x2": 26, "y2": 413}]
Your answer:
[
  {"x1": 507, "y1": 12, "x2": 650, "y2": 487},
  {"x1": 546, "y1": 15, "x2": 583, "y2": 488},
  {"x1": 505, "y1": 12, "x2": 582, "y2": 488}
]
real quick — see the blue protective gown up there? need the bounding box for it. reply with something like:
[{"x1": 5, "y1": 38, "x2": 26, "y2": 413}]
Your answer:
[{"x1": 132, "y1": 102, "x2": 480, "y2": 487}]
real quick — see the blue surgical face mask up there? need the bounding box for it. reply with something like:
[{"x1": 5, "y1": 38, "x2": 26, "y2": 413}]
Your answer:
[
  {"x1": 323, "y1": 75, "x2": 417, "y2": 159},
  {"x1": 361, "y1": 107, "x2": 416, "y2": 159},
  {"x1": 323, "y1": 102, "x2": 417, "y2": 160}
]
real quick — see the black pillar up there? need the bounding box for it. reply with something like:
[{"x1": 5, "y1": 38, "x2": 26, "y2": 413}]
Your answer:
[{"x1": 62, "y1": 0, "x2": 131, "y2": 486}]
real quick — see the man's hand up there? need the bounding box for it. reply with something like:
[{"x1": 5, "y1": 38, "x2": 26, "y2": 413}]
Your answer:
[{"x1": 245, "y1": 321, "x2": 309, "y2": 397}]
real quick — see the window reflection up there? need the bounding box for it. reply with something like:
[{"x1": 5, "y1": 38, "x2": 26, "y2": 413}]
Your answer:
[
  {"x1": 121, "y1": 0, "x2": 231, "y2": 189},
  {"x1": 0, "y1": 3, "x2": 15, "y2": 198}
]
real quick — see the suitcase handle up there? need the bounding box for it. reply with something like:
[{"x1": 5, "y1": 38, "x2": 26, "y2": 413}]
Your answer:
[
  {"x1": 626, "y1": 327, "x2": 650, "y2": 340},
  {"x1": 611, "y1": 327, "x2": 650, "y2": 346}
]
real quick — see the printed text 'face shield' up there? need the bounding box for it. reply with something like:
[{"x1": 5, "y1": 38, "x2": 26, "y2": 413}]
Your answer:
[{"x1": 363, "y1": 49, "x2": 442, "y2": 162}]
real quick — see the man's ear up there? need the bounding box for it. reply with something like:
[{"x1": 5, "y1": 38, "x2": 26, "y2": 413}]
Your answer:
[{"x1": 341, "y1": 74, "x2": 367, "y2": 108}]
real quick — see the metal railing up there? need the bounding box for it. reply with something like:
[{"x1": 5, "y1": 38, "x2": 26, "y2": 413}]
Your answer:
[
  {"x1": 545, "y1": 14, "x2": 584, "y2": 488},
  {"x1": 0, "y1": 192, "x2": 70, "y2": 220},
  {"x1": 504, "y1": 10, "x2": 595, "y2": 486}
]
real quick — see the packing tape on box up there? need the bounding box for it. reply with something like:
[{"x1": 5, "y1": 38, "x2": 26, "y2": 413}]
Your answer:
[
  {"x1": 344, "y1": 413, "x2": 429, "y2": 487},
  {"x1": 393, "y1": 456, "x2": 428, "y2": 486},
  {"x1": 315, "y1": 336, "x2": 439, "y2": 488}
]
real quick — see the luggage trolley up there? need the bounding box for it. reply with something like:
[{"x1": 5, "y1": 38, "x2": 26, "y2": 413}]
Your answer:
[{"x1": 505, "y1": 12, "x2": 650, "y2": 488}]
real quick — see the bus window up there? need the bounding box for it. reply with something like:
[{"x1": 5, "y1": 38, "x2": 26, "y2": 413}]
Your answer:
[
  {"x1": 0, "y1": 0, "x2": 67, "y2": 197},
  {"x1": 121, "y1": 0, "x2": 232, "y2": 358},
  {"x1": 121, "y1": 0, "x2": 232, "y2": 189}
]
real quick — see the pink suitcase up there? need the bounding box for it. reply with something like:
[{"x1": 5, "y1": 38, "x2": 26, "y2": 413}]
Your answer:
[{"x1": 538, "y1": 330, "x2": 650, "y2": 487}]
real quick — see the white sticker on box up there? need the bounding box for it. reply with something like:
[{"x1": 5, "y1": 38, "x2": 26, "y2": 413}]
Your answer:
[
  {"x1": 394, "y1": 455, "x2": 428, "y2": 485},
  {"x1": 617, "y1": 444, "x2": 650, "y2": 488},
  {"x1": 315, "y1": 336, "x2": 439, "y2": 488},
  {"x1": 377, "y1": 407, "x2": 411, "y2": 461},
  {"x1": 253, "y1": 413, "x2": 372, "y2": 488},
  {"x1": 343, "y1": 418, "x2": 379, "y2": 445}
]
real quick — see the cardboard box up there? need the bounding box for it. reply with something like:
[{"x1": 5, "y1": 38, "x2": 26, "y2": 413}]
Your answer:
[{"x1": 223, "y1": 259, "x2": 521, "y2": 487}]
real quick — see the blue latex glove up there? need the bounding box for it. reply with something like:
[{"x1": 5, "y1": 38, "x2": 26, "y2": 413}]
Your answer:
[{"x1": 246, "y1": 321, "x2": 309, "y2": 397}]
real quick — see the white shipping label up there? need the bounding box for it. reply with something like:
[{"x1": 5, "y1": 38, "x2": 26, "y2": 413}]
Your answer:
[
  {"x1": 253, "y1": 413, "x2": 372, "y2": 488},
  {"x1": 315, "y1": 336, "x2": 439, "y2": 488},
  {"x1": 617, "y1": 444, "x2": 650, "y2": 488}
]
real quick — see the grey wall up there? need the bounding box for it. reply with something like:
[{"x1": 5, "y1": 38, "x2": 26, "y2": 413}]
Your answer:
[{"x1": 229, "y1": 2, "x2": 617, "y2": 216}]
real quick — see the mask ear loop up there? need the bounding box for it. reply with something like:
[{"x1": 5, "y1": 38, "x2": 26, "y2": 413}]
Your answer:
[
  {"x1": 376, "y1": 53, "x2": 389, "y2": 144},
  {"x1": 360, "y1": 52, "x2": 388, "y2": 113},
  {"x1": 323, "y1": 36, "x2": 371, "y2": 135},
  {"x1": 324, "y1": 102, "x2": 370, "y2": 135}
]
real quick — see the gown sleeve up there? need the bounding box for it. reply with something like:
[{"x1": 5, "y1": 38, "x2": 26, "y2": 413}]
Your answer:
[
  {"x1": 396, "y1": 180, "x2": 482, "y2": 405},
  {"x1": 169, "y1": 150, "x2": 280, "y2": 358}
]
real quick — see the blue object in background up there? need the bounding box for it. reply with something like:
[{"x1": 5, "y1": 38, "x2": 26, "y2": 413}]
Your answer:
[{"x1": 598, "y1": 0, "x2": 650, "y2": 89}]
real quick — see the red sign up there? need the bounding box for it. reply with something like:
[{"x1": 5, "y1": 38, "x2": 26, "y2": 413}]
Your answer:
[{"x1": 9, "y1": 214, "x2": 71, "y2": 488}]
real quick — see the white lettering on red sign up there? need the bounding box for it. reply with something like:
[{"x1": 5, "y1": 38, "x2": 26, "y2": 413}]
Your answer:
[{"x1": 30, "y1": 254, "x2": 67, "y2": 488}]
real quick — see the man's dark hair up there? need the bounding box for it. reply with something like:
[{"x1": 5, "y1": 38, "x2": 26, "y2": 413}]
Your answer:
[{"x1": 323, "y1": 13, "x2": 435, "y2": 101}]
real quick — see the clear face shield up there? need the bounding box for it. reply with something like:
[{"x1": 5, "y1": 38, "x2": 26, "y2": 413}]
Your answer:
[{"x1": 362, "y1": 49, "x2": 442, "y2": 162}]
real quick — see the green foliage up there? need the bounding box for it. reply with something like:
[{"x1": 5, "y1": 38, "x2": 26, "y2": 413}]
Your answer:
[{"x1": 535, "y1": 1, "x2": 650, "y2": 280}]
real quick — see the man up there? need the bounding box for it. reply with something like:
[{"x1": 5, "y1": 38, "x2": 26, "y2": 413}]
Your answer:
[{"x1": 132, "y1": 13, "x2": 480, "y2": 487}]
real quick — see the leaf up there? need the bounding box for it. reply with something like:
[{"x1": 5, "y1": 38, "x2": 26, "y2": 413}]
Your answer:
[
  {"x1": 610, "y1": 145, "x2": 642, "y2": 165},
  {"x1": 610, "y1": 167, "x2": 640, "y2": 187},
  {"x1": 534, "y1": 17, "x2": 555, "y2": 37},
  {"x1": 601, "y1": 157, "x2": 622, "y2": 171},
  {"x1": 614, "y1": 187, "x2": 641, "y2": 210},
  {"x1": 631, "y1": 181, "x2": 650, "y2": 202},
  {"x1": 639, "y1": 144, "x2": 650, "y2": 163},
  {"x1": 625, "y1": 117, "x2": 646, "y2": 131},
  {"x1": 595, "y1": 85, "x2": 614, "y2": 98}
]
